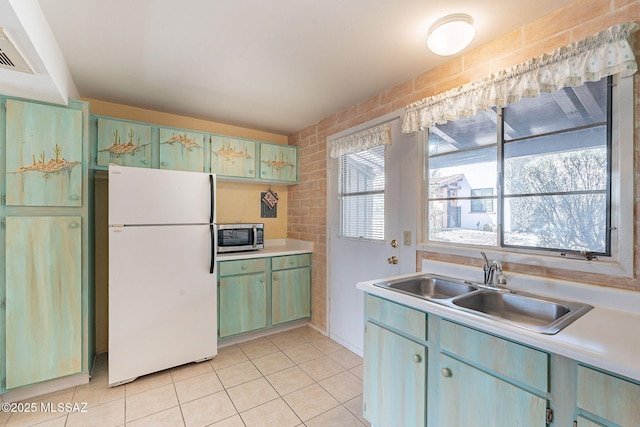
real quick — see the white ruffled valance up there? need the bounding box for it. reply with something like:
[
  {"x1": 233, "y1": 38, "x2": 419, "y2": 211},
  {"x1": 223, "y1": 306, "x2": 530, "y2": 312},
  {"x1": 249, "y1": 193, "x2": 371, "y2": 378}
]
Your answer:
[
  {"x1": 402, "y1": 21, "x2": 639, "y2": 133},
  {"x1": 330, "y1": 122, "x2": 392, "y2": 158}
]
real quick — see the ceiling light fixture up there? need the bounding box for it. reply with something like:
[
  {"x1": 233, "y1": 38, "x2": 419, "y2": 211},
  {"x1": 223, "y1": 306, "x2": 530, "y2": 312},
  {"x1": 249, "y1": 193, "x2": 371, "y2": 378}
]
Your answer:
[{"x1": 427, "y1": 13, "x2": 475, "y2": 56}]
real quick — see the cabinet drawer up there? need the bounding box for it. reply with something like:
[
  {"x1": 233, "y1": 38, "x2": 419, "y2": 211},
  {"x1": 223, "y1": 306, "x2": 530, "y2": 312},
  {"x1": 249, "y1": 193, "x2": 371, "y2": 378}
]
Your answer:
[
  {"x1": 366, "y1": 295, "x2": 427, "y2": 341},
  {"x1": 271, "y1": 254, "x2": 311, "y2": 270},
  {"x1": 441, "y1": 320, "x2": 548, "y2": 392},
  {"x1": 577, "y1": 365, "x2": 640, "y2": 426},
  {"x1": 219, "y1": 258, "x2": 266, "y2": 276}
]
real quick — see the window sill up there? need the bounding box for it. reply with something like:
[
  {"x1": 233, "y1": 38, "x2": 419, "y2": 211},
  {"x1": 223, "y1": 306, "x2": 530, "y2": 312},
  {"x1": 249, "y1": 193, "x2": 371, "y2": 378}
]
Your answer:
[{"x1": 417, "y1": 242, "x2": 633, "y2": 279}]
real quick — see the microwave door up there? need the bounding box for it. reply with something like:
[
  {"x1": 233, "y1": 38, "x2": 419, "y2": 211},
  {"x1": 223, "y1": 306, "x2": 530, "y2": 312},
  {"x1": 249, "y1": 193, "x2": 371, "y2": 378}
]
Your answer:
[{"x1": 216, "y1": 224, "x2": 264, "y2": 253}]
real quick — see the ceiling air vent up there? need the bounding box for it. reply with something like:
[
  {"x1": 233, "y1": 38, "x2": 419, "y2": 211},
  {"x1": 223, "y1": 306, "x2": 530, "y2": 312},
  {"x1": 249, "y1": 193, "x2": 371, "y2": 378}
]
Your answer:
[{"x1": 0, "y1": 28, "x2": 33, "y2": 74}]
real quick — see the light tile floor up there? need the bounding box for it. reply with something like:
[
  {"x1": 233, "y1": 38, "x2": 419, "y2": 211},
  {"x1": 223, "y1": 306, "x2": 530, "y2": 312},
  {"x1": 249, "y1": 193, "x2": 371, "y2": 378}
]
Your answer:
[{"x1": 3, "y1": 326, "x2": 370, "y2": 427}]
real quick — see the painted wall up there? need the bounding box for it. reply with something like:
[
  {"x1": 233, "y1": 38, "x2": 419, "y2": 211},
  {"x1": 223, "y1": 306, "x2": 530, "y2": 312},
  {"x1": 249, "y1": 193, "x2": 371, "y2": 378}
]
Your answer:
[
  {"x1": 89, "y1": 99, "x2": 289, "y2": 352},
  {"x1": 288, "y1": 0, "x2": 640, "y2": 332}
]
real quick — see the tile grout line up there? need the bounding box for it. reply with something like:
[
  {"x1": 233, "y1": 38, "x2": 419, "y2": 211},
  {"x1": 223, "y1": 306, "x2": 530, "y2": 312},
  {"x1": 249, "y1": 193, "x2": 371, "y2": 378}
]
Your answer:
[
  {"x1": 267, "y1": 335, "x2": 362, "y2": 425},
  {"x1": 238, "y1": 343, "x2": 302, "y2": 425},
  {"x1": 169, "y1": 374, "x2": 188, "y2": 427},
  {"x1": 230, "y1": 333, "x2": 347, "y2": 425}
]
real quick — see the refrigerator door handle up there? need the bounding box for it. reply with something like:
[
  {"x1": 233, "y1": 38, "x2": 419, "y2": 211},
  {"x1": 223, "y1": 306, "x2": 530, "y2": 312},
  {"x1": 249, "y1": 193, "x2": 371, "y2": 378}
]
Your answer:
[
  {"x1": 210, "y1": 224, "x2": 216, "y2": 274},
  {"x1": 209, "y1": 175, "x2": 215, "y2": 224}
]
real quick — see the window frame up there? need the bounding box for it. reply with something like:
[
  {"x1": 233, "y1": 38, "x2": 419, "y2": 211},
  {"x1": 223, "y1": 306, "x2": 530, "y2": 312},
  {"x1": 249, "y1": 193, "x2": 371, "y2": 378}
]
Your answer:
[{"x1": 418, "y1": 75, "x2": 634, "y2": 278}]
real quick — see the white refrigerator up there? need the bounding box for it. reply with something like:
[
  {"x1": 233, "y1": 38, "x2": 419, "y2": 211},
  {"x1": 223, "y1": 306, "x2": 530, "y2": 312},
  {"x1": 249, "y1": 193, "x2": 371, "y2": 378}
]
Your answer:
[{"x1": 108, "y1": 165, "x2": 217, "y2": 386}]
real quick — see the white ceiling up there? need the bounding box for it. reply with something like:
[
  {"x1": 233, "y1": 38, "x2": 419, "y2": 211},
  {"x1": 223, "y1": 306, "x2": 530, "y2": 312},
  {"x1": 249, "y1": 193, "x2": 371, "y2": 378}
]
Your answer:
[{"x1": 5, "y1": 0, "x2": 575, "y2": 135}]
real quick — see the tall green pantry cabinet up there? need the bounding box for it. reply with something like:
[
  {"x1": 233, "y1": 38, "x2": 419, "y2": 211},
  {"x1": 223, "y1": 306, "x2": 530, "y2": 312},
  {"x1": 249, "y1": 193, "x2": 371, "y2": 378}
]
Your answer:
[{"x1": 0, "y1": 98, "x2": 94, "y2": 397}]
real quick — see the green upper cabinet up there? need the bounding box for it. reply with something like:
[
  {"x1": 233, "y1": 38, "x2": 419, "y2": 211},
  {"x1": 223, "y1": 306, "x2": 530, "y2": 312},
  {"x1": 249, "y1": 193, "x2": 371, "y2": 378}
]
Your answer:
[
  {"x1": 259, "y1": 142, "x2": 297, "y2": 183},
  {"x1": 210, "y1": 135, "x2": 257, "y2": 179},
  {"x1": 159, "y1": 127, "x2": 205, "y2": 172},
  {"x1": 90, "y1": 114, "x2": 299, "y2": 183},
  {"x1": 97, "y1": 118, "x2": 152, "y2": 168},
  {"x1": 5, "y1": 216, "x2": 82, "y2": 389},
  {"x1": 5, "y1": 100, "x2": 83, "y2": 207}
]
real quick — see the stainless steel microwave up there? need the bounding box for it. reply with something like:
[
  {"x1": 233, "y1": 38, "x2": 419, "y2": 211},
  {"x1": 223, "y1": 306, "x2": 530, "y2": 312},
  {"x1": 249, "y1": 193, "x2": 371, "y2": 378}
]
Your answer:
[{"x1": 217, "y1": 223, "x2": 264, "y2": 253}]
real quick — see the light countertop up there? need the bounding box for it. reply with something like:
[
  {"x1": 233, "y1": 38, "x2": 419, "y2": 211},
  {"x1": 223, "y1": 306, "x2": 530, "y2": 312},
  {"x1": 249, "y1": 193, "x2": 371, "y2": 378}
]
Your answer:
[
  {"x1": 217, "y1": 238, "x2": 313, "y2": 261},
  {"x1": 356, "y1": 260, "x2": 640, "y2": 383}
]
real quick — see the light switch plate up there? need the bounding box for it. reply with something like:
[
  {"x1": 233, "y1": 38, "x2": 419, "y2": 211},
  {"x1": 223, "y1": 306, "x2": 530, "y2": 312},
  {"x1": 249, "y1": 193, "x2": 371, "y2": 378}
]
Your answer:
[{"x1": 403, "y1": 230, "x2": 412, "y2": 246}]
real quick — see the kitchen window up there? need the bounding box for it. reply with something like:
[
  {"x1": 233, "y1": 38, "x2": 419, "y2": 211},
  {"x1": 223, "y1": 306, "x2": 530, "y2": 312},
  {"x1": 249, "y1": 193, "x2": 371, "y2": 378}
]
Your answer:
[
  {"x1": 338, "y1": 145, "x2": 385, "y2": 241},
  {"x1": 424, "y1": 75, "x2": 634, "y2": 265}
]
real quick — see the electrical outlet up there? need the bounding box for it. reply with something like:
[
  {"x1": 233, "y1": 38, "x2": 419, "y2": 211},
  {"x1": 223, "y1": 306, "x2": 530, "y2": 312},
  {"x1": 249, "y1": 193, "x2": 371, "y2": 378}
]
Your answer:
[{"x1": 403, "y1": 230, "x2": 412, "y2": 246}]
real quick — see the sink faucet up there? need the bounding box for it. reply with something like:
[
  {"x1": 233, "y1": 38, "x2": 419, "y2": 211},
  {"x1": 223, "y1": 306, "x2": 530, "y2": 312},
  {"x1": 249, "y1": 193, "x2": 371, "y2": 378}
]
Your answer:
[{"x1": 480, "y1": 252, "x2": 507, "y2": 288}]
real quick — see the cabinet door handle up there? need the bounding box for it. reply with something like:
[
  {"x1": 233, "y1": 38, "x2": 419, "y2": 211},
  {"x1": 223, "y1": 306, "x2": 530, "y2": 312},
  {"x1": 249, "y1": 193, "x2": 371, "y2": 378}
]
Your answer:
[
  {"x1": 161, "y1": 161, "x2": 168, "y2": 166},
  {"x1": 142, "y1": 160, "x2": 150, "y2": 165},
  {"x1": 249, "y1": 169, "x2": 254, "y2": 174},
  {"x1": 441, "y1": 367, "x2": 452, "y2": 377},
  {"x1": 241, "y1": 264, "x2": 247, "y2": 270},
  {"x1": 69, "y1": 194, "x2": 80, "y2": 201},
  {"x1": 412, "y1": 354, "x2": 422, "y2": 363},
  {"x1": 69, "y1": 222, "x2": 80, "y2": 229},
  {"x1": 273, "y1": 274, "x2": 279, "y2": 281},
  {"x1": 260, "y1": 277, "x2": 265, "y2": 283}
]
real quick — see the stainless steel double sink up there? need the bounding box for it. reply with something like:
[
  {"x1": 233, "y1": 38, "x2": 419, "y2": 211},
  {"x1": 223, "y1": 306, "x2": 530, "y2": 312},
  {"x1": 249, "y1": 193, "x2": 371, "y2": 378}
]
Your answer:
[{"x1": 373, "y1": 274, "x2": 593, "y2": 334}]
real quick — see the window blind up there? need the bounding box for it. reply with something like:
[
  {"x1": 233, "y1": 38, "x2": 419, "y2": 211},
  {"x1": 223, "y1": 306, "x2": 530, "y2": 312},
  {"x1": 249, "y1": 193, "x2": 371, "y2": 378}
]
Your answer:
[{"x1": 338, "y1": 145, "x2": 385, "y2": 240}]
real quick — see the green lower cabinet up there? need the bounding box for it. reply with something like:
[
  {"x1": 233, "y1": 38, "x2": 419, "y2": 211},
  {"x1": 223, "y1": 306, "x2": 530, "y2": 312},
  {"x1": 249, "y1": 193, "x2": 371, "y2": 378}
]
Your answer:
[
  {"x1": 218, "y1": 254, "x2": 312, "y2": 339},
  {"x1": 218, "y1": 273, "x2": 267, "y2": 338},
  {"x1": 362, "y1": 294, "x2": 640, "y2": 427},
  {"x1": 367, "y1": 294, "x2": 427, "y2": 341},
  {"x1": 577, "y1": 365, "x2": 640, "y2": 427},
  {"x1": 363, "y1": 322, "x2": 427, "y2": 427},
  {"x1": 5, "y1": 216, "x2": 82, "y2": 389},
  {"x1": 438, "y1": 354, "x2": 547, "y2": 427},
  {"x1": 272, "y1": 267, "x2": 311, "y2": 325},
  {"x1": 440, "y1": 319, "x2": 548, "y2": 391},
  {"x1": 438, "y1": 321, "x2": 548, "y2": 427}
]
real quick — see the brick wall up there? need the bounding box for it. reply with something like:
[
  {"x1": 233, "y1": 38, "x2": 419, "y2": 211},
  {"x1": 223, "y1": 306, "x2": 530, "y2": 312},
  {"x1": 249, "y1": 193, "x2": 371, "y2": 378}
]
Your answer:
[{"x1": 288, "y1": 0, "x2": 640, "y2": 332}]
